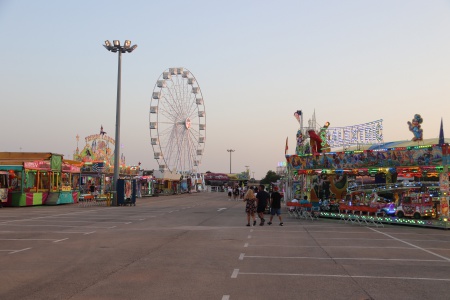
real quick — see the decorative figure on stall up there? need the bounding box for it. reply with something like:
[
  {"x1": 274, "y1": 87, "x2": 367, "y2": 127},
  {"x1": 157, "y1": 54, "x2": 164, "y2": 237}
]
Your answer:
[
  {"x1": 100, "y1": 125, "x2": 107, "y2": 136},
  {"x1": 308, "y1": 130, "x2": 322, "y2": 155},
  {"x1": 295, "y1": 130, "x2": 306, "y2": 155},
  {"x1": 319, "y1": 122, "x2": 331, "y2": 152},
  {"x1": 407, "y1": 114, "x2": 423, "y2": 141},
  {"x1": 308, "y1": 122, "x2": 331, "y2": 155}
]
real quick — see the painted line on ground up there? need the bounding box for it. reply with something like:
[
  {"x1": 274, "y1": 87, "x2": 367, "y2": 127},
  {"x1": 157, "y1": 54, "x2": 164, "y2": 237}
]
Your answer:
[
  {"x1": 11, "y1": 220, "x2": 133, "y2": 224},
  {"x1": 53, "y1": 238, "x2": 68, "y2": 243},
  {"x1": 241, "y1": 254, "x2": 448, "y2": 263},
  {"x1": 9, "y1": 247, "x2": 32, "y2": 254},
  {"x1": 237, "y1": 271, "x2": 450, "y2": 281},
  {"x1": 244, "y1": 243, "x2": 249, "y2": 248},
  {"x1": 304, "y1": 230, "x2": 450, "y2": 237},
  {"x1": 247, "y1": 235, "x2": 251, "y2": 239},
  {"x1": 0, "y1": 238, "x2": 58, "y2": 241},
  {"x1": 368, "y1": 227, "x2": 450, "y2": 262},
  {"x1": 0, "y1": 224, "x2": 117, "y2": 229},
  {"x1": 84, "y1": 231, "x2": 96, "y2": 235},
  {"x1": 239, "y1": 253, "x2": 245, "y2": 260},
  {"x1": 221, "y1": 295, "x2": 230, "y2": 300},
  {"x1": 245, "y1": 244, "x2": 416, "y2": 250},
  {"x1": 231, "y1": 269, "x2": 239, "y2": 278},
  {"x1": 0, "y1": 210, "x2": 103, "y2": 224}
]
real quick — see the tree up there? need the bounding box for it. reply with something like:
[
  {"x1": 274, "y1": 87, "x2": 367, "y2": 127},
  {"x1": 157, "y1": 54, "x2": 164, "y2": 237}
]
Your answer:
[{"x1": 260, "y1": 170, "x2": 280, "y2": 185}]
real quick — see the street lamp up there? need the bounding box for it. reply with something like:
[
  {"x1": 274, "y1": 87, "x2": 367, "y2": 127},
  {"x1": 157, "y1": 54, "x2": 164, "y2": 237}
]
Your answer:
[
  {"x1": 103, "y1": 40, "x2": 137, "y2": 205},
  {"x1": 227, "y1": 149, "x2": 235, "y2": 174}
]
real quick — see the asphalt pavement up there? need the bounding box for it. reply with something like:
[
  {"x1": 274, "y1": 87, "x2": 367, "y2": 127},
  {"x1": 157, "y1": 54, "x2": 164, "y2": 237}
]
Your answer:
[{"x1": 1, "y1": 191, "x2": 450, "y2": 300}]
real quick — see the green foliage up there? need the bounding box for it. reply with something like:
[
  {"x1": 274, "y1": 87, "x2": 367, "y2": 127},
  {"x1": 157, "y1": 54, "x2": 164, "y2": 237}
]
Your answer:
[{"x1": 260, "y1": 170, "x2": 280, "y2": 184}]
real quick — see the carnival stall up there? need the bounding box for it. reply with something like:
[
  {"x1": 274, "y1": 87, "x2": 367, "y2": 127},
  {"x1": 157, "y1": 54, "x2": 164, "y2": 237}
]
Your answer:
[
  {"x1": 137, "y1": 170, "x2": 155, "y2": 197},
  {"x1": 0, "y1": 152, "x2": 81, "y2": 206},
  {"x1": 152, "y1": 170, "x2": 182, "y2": 195},
  {"x1": 73, "y1": 126, "x2": 139, "y2": 200},
  {"x1": 285, "y1": 111, "x2": 450, "y2": 228}
]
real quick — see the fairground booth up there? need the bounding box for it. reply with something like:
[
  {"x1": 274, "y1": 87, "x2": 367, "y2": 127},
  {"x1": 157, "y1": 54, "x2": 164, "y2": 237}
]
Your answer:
[
  {"x1": 152, "y1": 170, "x2": 182, "y2": 195},
  {"x1": 285, "y1": 111, "x2": 450, "y2": 227},
  {"x1": 204, "y1": 172, "x2": 250, "y2": 192},
  {"x1": 73, "y1": 126, "x2": 139, "y2": 201},
  {"x1": 0, "y1": 152, "x2": 81, "y2": 206}
]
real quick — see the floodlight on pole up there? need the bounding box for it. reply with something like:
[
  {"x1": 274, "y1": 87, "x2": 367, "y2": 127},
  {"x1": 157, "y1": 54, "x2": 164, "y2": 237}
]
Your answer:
[
  {"x1": 227, "y1": 149, "x2": 235, "y2": 174},
  {"x1": 103, "y1": 39, "x2": 137, "y2": 206}
]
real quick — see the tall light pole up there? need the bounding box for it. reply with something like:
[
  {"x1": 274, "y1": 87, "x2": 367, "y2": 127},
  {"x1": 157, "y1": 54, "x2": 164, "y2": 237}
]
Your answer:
[
  {"x1": 227, "y1": 149, "x2": 235, "y2": 174},
  {"x1": 103, "y1": 40, "x2": 137, "y2": 205}
]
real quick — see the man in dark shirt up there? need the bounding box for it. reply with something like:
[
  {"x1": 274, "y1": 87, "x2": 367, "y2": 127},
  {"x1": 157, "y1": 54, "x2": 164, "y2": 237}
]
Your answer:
[
  {"x1": 268, "y1": 186, "x2": 283, "y2": 226},
  {"x1": 256, "y1": 185, "x2": 269, "y2": 226}
]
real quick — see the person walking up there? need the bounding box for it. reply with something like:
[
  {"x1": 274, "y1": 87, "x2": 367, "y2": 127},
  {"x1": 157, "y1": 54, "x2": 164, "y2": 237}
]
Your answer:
[
  {"x1": 268, "y1": 186, "x2": 283, "y2": 226},
  {"x1": 256, "y1": 185, "x2": 269, "y2": 226},
  {"x1": 227, "y1": 186, "x2": 233, "y2": 200},
  {"x1": 233, "y1": 186, "x2": 240, "y2": 201},
  {"x1": 243, "y1": 189, "x2": 257, "y2": 226}
]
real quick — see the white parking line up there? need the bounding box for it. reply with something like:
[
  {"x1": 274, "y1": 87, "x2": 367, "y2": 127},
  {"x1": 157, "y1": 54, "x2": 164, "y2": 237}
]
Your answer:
[
  {"x1": 246, "y1": 244, "x2": 416, "y2": 250},
  {"x1": 53, "y1": 238, "x2": 68, "y2": 243},
  {"x1": 0, "y1": 224, "x2": 117, "y2": 229},
  {"x1": 237, "y1": 271, "x2": 450, "y2": 281},
  {"x1": 239, "y1": 253, "x2": 245, "y2": 260},
  {"x1": 231, "y1": 269, "x2": 239, "y2": 278},
  {"x1": 241, "y1": 254, "x2": 448, "y2": 263},
  {"x1": 244, "y1": 243, "x2": 249, "y2": 248},
  {"x1": 9, "y1": 247, "x2": 31, "y2": 254},
  {"x1": 9, "y1": 220, "x2": 132, "y2": 224},
  {"x1": 0, "y1": 239, "x2": 57, "y2": 241},
  {"x1": 369, "y1": 227, "x2": 450, "y2": 262},
  {"x1": 222, "y1": 295, "x2": 230, "y2": 300}
]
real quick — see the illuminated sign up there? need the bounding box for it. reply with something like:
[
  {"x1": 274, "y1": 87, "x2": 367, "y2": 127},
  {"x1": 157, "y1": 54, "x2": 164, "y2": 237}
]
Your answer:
[{"x1": 85, "y1": 134, "x2": 115, "y2": 145}]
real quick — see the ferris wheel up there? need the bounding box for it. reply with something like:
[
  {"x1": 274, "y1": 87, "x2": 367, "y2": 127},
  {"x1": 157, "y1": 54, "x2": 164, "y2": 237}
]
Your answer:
[{"x1": 149, "y1": 67, "x2": 206, "y2": 174}]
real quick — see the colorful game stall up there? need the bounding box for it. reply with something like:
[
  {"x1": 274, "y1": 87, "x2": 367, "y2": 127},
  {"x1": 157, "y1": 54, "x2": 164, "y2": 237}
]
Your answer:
[{"x1": 0, "y1": 152, "x2": 81, "y2": 206}]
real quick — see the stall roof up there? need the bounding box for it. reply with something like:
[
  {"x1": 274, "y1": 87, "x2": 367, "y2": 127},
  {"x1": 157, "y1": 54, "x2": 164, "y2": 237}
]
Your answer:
[
  {"x1": 153, "y1": 170, "x2": 181, "y2": 181},
  {"x1": 0, "y1": 152, "x2": 63, "y2": 161}
]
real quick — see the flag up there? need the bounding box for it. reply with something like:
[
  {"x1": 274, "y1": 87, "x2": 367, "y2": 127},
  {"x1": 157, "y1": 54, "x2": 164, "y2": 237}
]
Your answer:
[
  {"x1": 293, "y1": 110, "x2": 302, "y2": 124},
  {"x1": 285, "y1": 137, "x2": 288, "y2": 155}
]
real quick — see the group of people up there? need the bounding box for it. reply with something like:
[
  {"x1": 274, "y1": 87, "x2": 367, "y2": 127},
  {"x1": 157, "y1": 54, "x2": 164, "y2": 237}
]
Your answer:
[
  {"x1": 227, "y1": 186, "x2": 242, "y2": 200},
  {"x1": 243, "y1": 184, "x2": 283, "y2": 227}
]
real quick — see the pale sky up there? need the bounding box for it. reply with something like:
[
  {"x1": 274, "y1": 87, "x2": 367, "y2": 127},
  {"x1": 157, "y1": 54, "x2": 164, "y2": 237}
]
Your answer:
[{"x1": 1, "y1": 0, "x2": 450, "y2": 179}]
